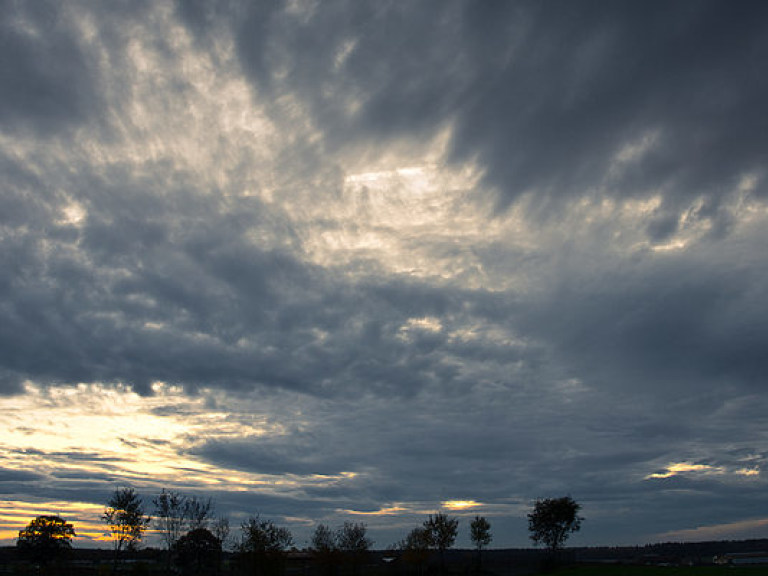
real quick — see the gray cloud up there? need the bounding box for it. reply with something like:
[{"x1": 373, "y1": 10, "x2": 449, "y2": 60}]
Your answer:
[
  {"x1": 0, "y1": 0, "x2": 101, "y2": 135},
  {"x1": 190, "y1": 0, "x2": 768, "y2": 214},
  {"x1": 1, "y1": 0, "x2": 767, "y2": 549}
]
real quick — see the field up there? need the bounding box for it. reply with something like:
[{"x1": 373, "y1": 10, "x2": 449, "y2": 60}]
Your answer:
[{"x1": 550, "y1": 565, "x2": 768, "y2": 576}]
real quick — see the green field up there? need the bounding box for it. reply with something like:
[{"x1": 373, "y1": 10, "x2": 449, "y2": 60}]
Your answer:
[{"x1": 550, "y1": 565, "x2": 768, "y2": 576}]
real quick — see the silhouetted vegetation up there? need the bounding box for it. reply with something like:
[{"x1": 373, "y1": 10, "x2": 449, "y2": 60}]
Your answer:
[
  {"x1": 396, "y1": 527, "x2": 432, "y2": 576},
  {"x1": 16, "y1": 514, "x2": 76, "y2": 567},
  {"x1": 424, "y1": 512, "x2": 459, "y2": 573},
  {"x1": 311, "y1": 521, "x2": 373, "y2": 576},
  {"x1": 236, "y1": 515, "x2": 294, "y2": 576},
  {"x1": 14, "y1": 487, "x2": 768, "y2": 576},
  {"x1": 528, "y1": 497, "x2": 582, "y2": 556},
  {"x1": 174, "y1": 527, "x2": 222, "y2": 575},
  {"x1": 103, "y1": 486, "x2": 152, "y2": 570},
  {"x1": 153, "y1": 488, "x2": 215, "y2": 570},
  {"x1": 470, "y1": 516, "x2": 492, "y2": 570}
]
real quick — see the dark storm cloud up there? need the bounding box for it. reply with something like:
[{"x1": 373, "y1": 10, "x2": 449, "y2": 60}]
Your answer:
[
  {"x1": 2, "y1": 0, "x2": 768, "y2": 547},
  {"x1": 514, "y1": 237, "x2": 768, "y2": 396},
  {"x1": 191, "y1": 435, "x2": 349, "y2": 476},
  {"x1": 185, "y1": 0, "x2": 768, "y2": 215},
  {"x1": 0, "y1": 140, "x2": 534, "y2": 398},
  {"x1": 0, "y1": 469, "x2": 44, "y2": 484},
  {"x1": 0, "y1": 0, "x2": 100, "y2": 135}
]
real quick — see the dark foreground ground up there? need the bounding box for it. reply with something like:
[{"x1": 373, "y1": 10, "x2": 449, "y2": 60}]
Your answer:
[
  {"x1": 550, "y1": 567, "x2": 768, "y2": 576},
  {"x1": 2, "y1": 539, "x2": 767, "y2": 575}
]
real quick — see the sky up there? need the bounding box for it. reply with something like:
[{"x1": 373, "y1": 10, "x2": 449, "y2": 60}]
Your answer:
[{"x1": 1, "y1": 0, "x2": 768, "y2": 551}]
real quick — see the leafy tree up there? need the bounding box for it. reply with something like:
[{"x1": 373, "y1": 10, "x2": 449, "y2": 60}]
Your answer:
[
  {"x1": 424, "y1": 512, "x2": 458, "y2": 572},
  {"x1": 311, "y1": 524, "x2": 338, "y2": 576},
  {"x1": 398, "y1": 527, "x2": 431, "y2": 576},
  {"x1": 337, "y1": 522, "x2": 372, "y2": 575},
  {"x1": 470, "y1": 516, "x2": 492, "y2": 569},
  {"x1": 470, "y1": 516, "x2": 492, "y2": 550},
  {"x1": 174, "y1": 527, "x2": 222, "y2": 576},
  {"x1": 16, "y1": 515, "x2": 76, "y2": 565},
  {"x1": 527, "y1": 496, "x2": 583, "y2": 554},
  {"x1": 312, "y1": 523, "x2": 336, "y2": 553},
  {"x1": 103, "y1": 487, "x2": 151, "y2": 569},
  {"x1": 336, "y1": 521, "x2": 372, "y2": 554},
  {"x1": 237, "y1": 516, "x2": 294, "y2": 576}
]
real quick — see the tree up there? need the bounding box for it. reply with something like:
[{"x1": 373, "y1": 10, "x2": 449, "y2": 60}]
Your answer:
[
  {"x1": 311, "y1": 524, "x2": 338, "y2": 576},
  {"x1": 337, "y1": 522, "x2": 372, "y2": 575},
  {"x1": 153, "y1": 488, "x2": 189, "y2": 553},
  {"x1": 336, "y1": 521, "x2": 372, "y2": 554},
  {"x1": 17, "y1": 515, "x2": 76, "y2": 565},
  {"x1": 423, "y1": 512, "x2": 458, "y2": 572},
  {"x1": 212, "y1": 516, "x2": 231, "y2": 551},
  {"x1": 470, "y1": 516, "x2": 492, "y2": 551},
  {"x1": 174, "y1": 527, "x2": 222, "y2": 576},
  {"x1": 398, "y1": 527, "x2": 431, "y2": 576},
  {"x1": 470, "y1": 516, "x2": 492, "y2": 569},
  {"x1": 187, "y1": 496, "x2": 214, "y2": 531},
  {"x1": 527, "y1": 496, "x2": 582, "y2": 555},
  {"x1": 237, "y1": 516, "x2": 294, "y2": 576},
  {"x1": 103, "y1": 487, "x2": 151, "y2": 569}
]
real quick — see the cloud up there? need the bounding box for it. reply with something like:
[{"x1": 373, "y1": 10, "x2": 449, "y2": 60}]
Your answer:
[
  {"x1": 1, "y1": 0, "x2": 768, "y2": 549},
  {"x1": 0, "y1": 1, "x2": 101, "y2": 135}
]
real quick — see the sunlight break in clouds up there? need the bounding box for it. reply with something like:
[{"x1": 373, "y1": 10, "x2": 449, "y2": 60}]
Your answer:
[
  {"x1": 660, "y1": 518, "x2": 768, "y2": 543},
  {"x1": 442, "y1": 500, "x2": 482, "y2": 511},
  {"x1": 0, "y1": 383, "x2": 276, "y2": 483},
  {"x1": 2, "y1": 0, "x2": 768, "y2": 550},
  {"x1": 645, "y1": 462, "x2": 725, "y2": 480}
]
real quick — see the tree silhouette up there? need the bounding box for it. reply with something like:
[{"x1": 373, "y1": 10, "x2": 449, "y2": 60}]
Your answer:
[
  {"x1": 237, "y1": 516, "x2": 294, "y2": 576},
  {"x1": 153, "y1": 488, "x2": 189, "y2": 552},
  {"x1": 337, "y1": 521, "x2": 372, "y2": 575},
  {"x1": 470, "y1": 516, "x2": 492, "y2": 569},
  {"x1": 311, "y1": 524, "x2": 338, "y2": 576},
  {"x1": 187, "y1": 495, "x2": 214, "y2": 531},
  {"x1": 174, "y1": 527, "x2": 222, "y2": 576},
  {"x1": 17, "y1": 515, "x2": 76, "y2": 566},
  {"x1": 527, "y1": 496, "x2": 582, "y2": 556},
  {"x1": 398, "y1": 527, "x2": 431, "y2": 576},
  {"x1": 103, "y1": 487, "x2": 151, "y2": 569},
  {"x1": 424, "y1": 512, "x2": 458, "y2": 573},
  {"x1": 212, "y1": 516, "x2": 231, "y2": 551}
]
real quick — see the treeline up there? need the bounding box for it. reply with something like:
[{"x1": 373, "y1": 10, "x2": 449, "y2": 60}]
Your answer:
[{"x1": 13, "y1": 488, "x2": 582, "y2": 576}]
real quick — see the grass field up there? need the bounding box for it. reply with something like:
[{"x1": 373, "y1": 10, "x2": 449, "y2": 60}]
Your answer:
[{"x1": 550, "y1": 565, "x2": 768, "y2": 576}]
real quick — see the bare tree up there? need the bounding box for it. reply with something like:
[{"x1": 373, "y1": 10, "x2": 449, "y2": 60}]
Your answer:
[
  {"x1": 212, "y1": 516, "x2": 231, "y2": 551},
  {"x1": 153, "y1": 489, "x2": 189, "y2": 552},
  {"x1": 187, "y1": 496, "x2": 214, "y2": 531}
]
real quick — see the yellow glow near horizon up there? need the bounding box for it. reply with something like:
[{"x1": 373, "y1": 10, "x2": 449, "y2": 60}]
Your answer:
[
  {"x1": 0, "y1": 383, "x2": 367, "y2": 545},
  {"x1": 645, "y1": 462, "x2": 725, "y2": 479},
  {"x1": 343, "y1": 506, "x2": 408, "y2": 516},
  {"x1": 0, "y1": 500, "x2": 108, "y2": 545},
  {"x1": 659, "y1": 517, "x2": 768, "y2": 542},
  {"x1": 442, "y1": 500, "x2": 482, "y2": 510}
]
